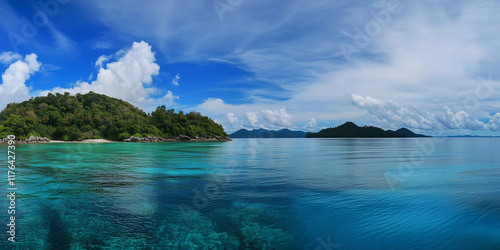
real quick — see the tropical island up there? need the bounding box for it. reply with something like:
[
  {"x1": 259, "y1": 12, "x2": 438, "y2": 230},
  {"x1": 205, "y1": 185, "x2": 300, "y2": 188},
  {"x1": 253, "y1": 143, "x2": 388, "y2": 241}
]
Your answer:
[
  {"x1": 0, "y1": 92, "x2": 230, "y2": 143},
  {"x1": 306, "y1": 122, "x2": 429, "y2": 138},
  {"x1": 0, "y1": 92, "x2": 430, "y2": 143}
]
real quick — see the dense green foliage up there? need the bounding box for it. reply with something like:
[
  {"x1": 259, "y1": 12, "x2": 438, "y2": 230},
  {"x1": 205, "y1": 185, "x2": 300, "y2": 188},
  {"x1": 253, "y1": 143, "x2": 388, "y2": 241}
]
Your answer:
[
  {"x1": 306, "y1": 122, "x2": 427, "y2": 138},
  {"x1": 0, "y1": 92, "x2": 228, "y2": 140}
]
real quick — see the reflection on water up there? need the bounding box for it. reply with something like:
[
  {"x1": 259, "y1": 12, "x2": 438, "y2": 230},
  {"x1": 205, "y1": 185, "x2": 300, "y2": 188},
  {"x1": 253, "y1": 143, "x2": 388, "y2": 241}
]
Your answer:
[{"x1": 0, "y1": 138, "x2": 499, "y2": 249}]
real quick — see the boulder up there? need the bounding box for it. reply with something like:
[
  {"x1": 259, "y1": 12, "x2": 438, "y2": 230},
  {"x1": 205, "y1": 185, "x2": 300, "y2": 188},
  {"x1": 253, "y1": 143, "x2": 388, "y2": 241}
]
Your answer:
[
  {"x1": 130, "y1": 136, "x2": 142, "y2": 142},
  {"x1": 178, "y1": 134, "x2": 191, "y2": 141},
  {"x1": 130, "y1": 136, "x2": 144, "y2": 142},
  {"x1": 123, "y1": 139, "x2": 131, "y2": 142},
  {"x1": 29, "y1": 135, "x2": 36, "y2": 141}
]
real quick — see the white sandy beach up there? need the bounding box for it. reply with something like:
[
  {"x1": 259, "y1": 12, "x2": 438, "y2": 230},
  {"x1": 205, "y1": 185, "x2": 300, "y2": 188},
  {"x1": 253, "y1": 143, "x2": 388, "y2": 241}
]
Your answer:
[{"x1": 49, "y1": 139, "x2": 114, "y2": 143}]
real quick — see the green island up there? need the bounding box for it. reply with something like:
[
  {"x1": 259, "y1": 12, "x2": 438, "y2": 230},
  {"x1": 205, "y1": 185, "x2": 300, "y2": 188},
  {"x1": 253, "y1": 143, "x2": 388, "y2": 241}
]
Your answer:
[
  {"x1": 0, "y1": 92, "x2": 230, "y2": 142},
  {"x1": 306, "y1": 122, "x2": 429, "y2": 138}
]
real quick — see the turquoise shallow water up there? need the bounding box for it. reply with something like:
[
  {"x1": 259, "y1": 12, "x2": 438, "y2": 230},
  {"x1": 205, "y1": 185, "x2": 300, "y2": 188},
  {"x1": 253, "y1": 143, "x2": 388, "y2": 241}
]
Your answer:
[{"x1": 0, "y1": 138, "x2": 499, "y2": 249}]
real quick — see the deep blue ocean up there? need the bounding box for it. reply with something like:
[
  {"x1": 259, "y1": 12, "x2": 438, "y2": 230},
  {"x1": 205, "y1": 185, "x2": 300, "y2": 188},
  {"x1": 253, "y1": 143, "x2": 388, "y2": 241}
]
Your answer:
[{"x1": 1, "y1": 138, "x2": 499, "y2": 249}]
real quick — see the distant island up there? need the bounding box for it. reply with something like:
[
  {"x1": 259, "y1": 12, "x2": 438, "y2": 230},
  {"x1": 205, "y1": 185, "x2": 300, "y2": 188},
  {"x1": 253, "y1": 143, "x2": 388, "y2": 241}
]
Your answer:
[
  {"x1": 0, "y1": 92, "x2": 230, "y2": 142},
  {"x1": 230, "y1": 128, "x2": 309, "y2": 138},
  {"x1": 306, "y1": 122, "x2": 429, "y2": 138},
  {"x1": 230, "y1": 123, "x2": 429, "y2": 138}
]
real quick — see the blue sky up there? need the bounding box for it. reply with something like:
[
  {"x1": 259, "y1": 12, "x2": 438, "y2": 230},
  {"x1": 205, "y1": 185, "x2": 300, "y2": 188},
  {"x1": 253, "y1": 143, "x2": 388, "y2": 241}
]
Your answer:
[{"x1": 0, "y1": 0, "x2": 499, "y2": 135}]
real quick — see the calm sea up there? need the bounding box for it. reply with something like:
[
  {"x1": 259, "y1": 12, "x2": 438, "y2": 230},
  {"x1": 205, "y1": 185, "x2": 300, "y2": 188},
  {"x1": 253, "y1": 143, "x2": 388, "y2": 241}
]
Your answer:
[{"x1": 1, "y1": 138, "x2": 499, "y2": 249}]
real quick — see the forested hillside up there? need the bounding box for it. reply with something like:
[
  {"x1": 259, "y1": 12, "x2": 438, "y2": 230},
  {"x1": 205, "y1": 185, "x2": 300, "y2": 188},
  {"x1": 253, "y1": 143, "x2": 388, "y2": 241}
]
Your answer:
[
  {"x1": 306, "y1": 122, "x2": 428, "y2": 138},
  {"x1": 0, "y1": 92, "x2": 228, "y2": 140}
]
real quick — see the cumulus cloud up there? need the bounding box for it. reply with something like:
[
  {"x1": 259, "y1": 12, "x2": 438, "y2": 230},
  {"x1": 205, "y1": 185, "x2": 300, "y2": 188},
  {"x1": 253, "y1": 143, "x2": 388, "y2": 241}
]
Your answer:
[
  {"x1": 488, "y1": 113, "x2": 500, "y2": 131},
  {"x1": 245, "y1": 112, "x2": 260, "y2": 128},
  {"x1": 158, "y1": 90, "x2": 178, "y2": 103},
  {"x1": 83, "y1": 0, "x2": 500, "y2": 136},
  {"x1": 0, "y1": 53, "x2": 41, "y2": 110},
  {"x1": 350, "y1": 94, "x2": 498, "y2": 131},
  {"x1": 40, "y1": 41, "x2": 178, "y2": 109},
  {"x1": 226, "y1": 113, "x2": 239, "y2": 125},
  {"x1": 172, "y1": 73, "x2": 180, "y2": 86},
  {"x1": 437, "y1": 107, "x2": 485, "y2": 130},
  {"x1": 303, "y1": 118, "x2": 317, "y2": 131},
  {"x1": 195, "y1": 97, "x2": 304, "y2": 132},
  {"x1": 350, "y1": 94, "x2": 435, "y2": 129},
  {"x1": 223, "y1": 113, "x2": 242, "y2": 130},
  {"x1": 261, "y1": 108, "x2": 293, "y2": 127}
]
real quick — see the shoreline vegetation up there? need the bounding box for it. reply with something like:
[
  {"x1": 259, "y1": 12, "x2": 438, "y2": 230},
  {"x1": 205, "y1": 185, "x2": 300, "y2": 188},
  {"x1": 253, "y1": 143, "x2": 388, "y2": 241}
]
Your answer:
[
  {"x1": 0, "y1": 134, "x2": 231, "y2": 144},
  {"x1": 0, "y1": 92, "x2": 231, "y2": 142}
]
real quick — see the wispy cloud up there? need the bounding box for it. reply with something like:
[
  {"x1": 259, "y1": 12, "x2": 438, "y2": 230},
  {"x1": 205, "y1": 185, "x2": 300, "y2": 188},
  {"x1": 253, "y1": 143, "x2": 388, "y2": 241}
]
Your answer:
[
  {"x1": 172, "y1": 73, "x2": 180, "y2": 86},
  {"x1": 95, "y1": 55, "x2": 111, "y2": 68},
  {"x1": 85, "y1": 1, "x2": 500, "y2": 129},
  {"x1": 0, "y1": 52, "x2": 22, "y2": 65},
  {"x1": 2, "y1": 0, "x2": 499, "y2": 134},
  {"x1": 91, "y1": 40, "x2": 113, "y2": 50}
]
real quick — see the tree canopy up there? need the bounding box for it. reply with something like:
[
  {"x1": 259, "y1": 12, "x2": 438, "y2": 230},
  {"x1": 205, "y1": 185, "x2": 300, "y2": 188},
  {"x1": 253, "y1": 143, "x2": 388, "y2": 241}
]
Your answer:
[{"x1": 0, "y1": 92, "x2": 228, "y2": 140}]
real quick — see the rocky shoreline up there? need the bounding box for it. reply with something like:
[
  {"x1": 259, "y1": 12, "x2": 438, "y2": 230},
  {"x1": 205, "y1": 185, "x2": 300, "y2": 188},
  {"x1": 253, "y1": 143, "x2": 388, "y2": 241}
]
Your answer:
[
  {"x1": 123, "y1": 135, "x2": 232, "y2": 142},
  {"x1": 1, "y1": 135, "x2": 50, "y2": 144},
  {"x1": 1, "y1": 135, "x2": 231, "y2": 144}
]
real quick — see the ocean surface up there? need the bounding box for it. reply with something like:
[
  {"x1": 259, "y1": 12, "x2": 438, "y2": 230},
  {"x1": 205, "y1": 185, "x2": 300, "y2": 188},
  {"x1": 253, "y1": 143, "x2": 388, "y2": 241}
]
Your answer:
[{"x1": 1, "y1": 138, "x2": 499, "y2": 249}]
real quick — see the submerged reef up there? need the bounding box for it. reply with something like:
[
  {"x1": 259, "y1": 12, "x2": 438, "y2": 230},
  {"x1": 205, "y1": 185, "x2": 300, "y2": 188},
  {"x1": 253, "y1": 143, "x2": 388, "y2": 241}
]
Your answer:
[{"x1": 10, "y1": 200, "x2": 300, "y2": 249}]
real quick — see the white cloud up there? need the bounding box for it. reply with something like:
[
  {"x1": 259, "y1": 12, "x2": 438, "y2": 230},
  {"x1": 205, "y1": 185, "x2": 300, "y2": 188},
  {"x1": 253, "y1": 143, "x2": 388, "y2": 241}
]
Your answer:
[
  {"x1": 83, "y1": 1, "x2": 500, "y2": 135},
  {"x1": 172, "y1": 73, "x2": 180, "y2": 86},
  {"x1": 0, "y1": 52, "x2": 21, "y2": 65},
  {"x1": 40, "y1": 41, "x2": 178, "y2": 109},
  {"x1": 0, "y1": 53, "x2": 41, "y2": 109},
  {"x1": 245, "y1": 112, "x2": 260, "y2": 128},
  {"x1": 350, "y1": 94, "x2": 498, "y2": 131},
  {"x1": 197, "y1": 98, "x2": 228, "y2": 111},
  {"x1": 226, "y1": 113, "x2": 239, "y2": 125},
  {"x1": 224, "y1": 113, "x2": 242, "y2": 130},
  {"x1": 158, "y1": 90, "x2": 178, "y2": 104},
  {"x1": 261, "y1": 108, "x2": 293, "y2": 127},
  {"x1": 350, "y1": 94, "x2": 435, "y2": 129},
  {"x1": 488, "y1": 113, "x2": 500, "y2": 131},
  {"x1": 95, "y1": 55, "x2": 111, "y2": 68},
  {"x1": 303, "y1": 118, "x2": 317, "y2": 131},
  {"x1": 194, "y1": 96, "x2": 359, "y2": 133},
  {"x1": 437, "y1": 107, "x2": 485, "y2": 130}
]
